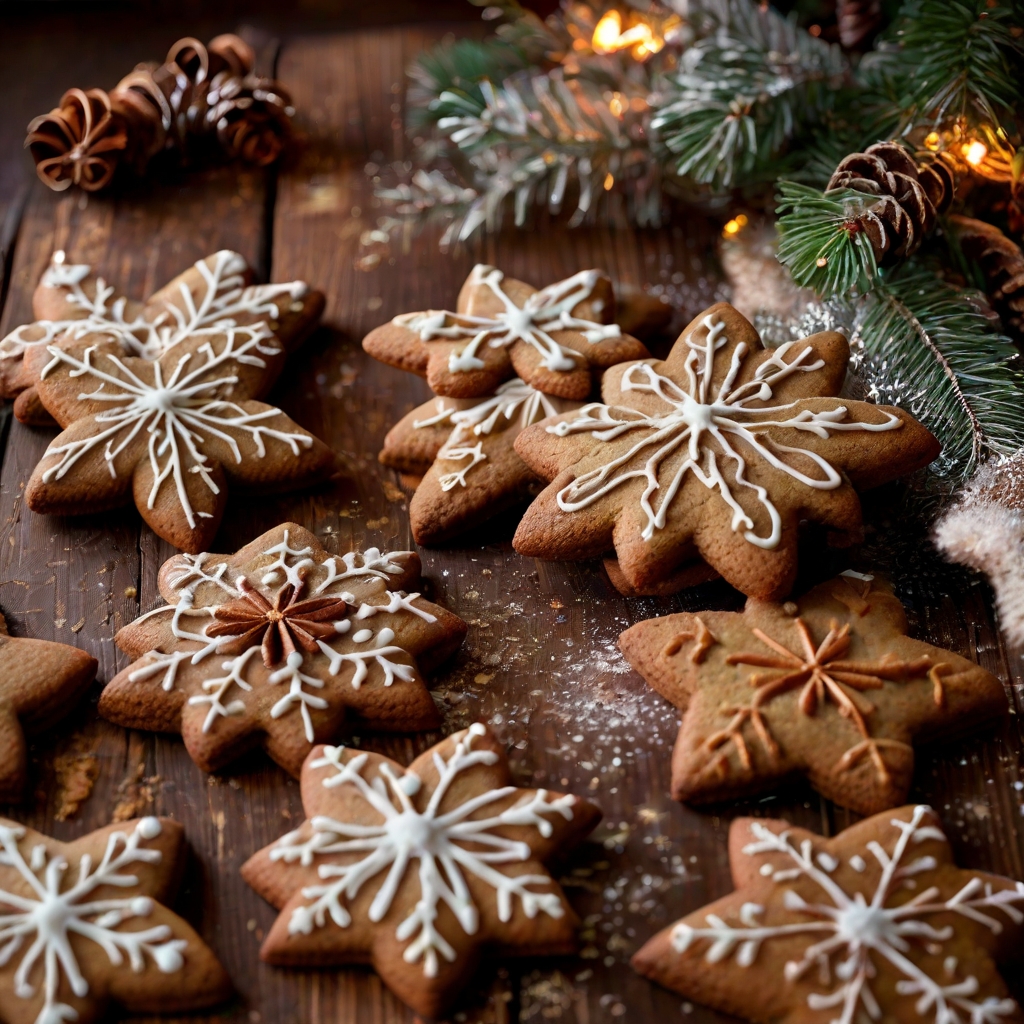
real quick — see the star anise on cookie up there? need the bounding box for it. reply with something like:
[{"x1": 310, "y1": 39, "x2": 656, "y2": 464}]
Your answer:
[
  {"x1": 25, "y1": 330, "x2": 336, "y2": 552},
  {"x1": 362, "y1": 264, "x2": 650, "y2": 400},
  {"x1": 0, "y1": 611, "x2": 97, "y2": 802},
  {"x1": 0, "y1": 249, "x2": 323, "y2": 425},
  {"x1": 513, "y1": 302, "x2": 940, "y2": 599},
  {"x1": 632, "y1": 806, "x2": 1024, "y2": 1024},
  {"x1": 619, "y1": 574, "x2": 1006, "y2": 813},
  {"x1": 99, "y1": 524, "x2": 467, "y2": 776},
  {"x1": 241, "y1": 724, "x2": 601, "y2": 1018},
  {"x1": 380, "y1": 378, "x2": 582, "y2": 544},
  {"x1": 0, "y1": 815, "x2": 232, "y2": 1024}
]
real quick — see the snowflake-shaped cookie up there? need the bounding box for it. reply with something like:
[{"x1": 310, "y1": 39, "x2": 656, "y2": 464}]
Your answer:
[
  {"x1": 362, "y1": 263, "x2": 650, "y2": 400},
  {"x1": 380, "y1": 378, "x2": 582, "y2": 544},
  {"x1": 100, "y1": 523, "x2": 467, "y2": 776},
  {"x1": 241, "y1": 723, "x2": 601, "y2": 1018},
  {"x1": 513, "y1": 303, "x2": 940, "y2": 599},
  {"x1": 619, "y1": 573, "x2": 1006, "y2": 813},
  {"x1": 25, "y1": 329, "x2": 336, "y2": 552},
  {"x1": 0, "y1": 249, "x2": 322, "y2": 425},
  {"x1": 633, "y1": 805, "x2": 1024, "y2": 1024},
  {"x1": 0, "y1": 815, "x2": 231, "y2": 1024},
  {"x1": 0, "y1": 611, "x2": 97, "y2": 802}
]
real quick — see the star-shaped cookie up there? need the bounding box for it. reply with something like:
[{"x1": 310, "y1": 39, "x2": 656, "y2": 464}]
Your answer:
[
  {"x1": 619, "y1": 573, "x2": 1006, "y2": 813},
  {"x1": 362, "y1": 264, "x2": 650, "y2": 400},
  {"x1": 512, "y1": 302, "x2": 940, "y2": 599},
  {"x1": 0, "y1": 249, "x2": 323, "y2": 425},
  {"x1": 241, "y1": 724, "x2": 601, "y2": 1018},
  {"x1": 632, "y1": 805, "x2": 1024, "y2": 1024},
  {"x1": 25, "y1": 330, "x2": 336, "y2": 552},
  {"x1": 99, "y1": 524, "x2": 467, "y2": 776},
  {"x1": 0, "y1": 815, "x2": 232, "y2": 1024},
  {"x1": 380, "y1": 378, "x2": 582, "y2": 544},
  {"x1": 0, "y1": 610, "x2": 97, "y2": 801}
]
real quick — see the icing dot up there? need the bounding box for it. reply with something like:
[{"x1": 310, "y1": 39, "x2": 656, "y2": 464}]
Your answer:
[
  {"x1": 375, "y1": 627, "x2": 395, "y2": 647},
  {"x1": 138, "y1": 817, "x2": 162, "y2": 840},
  {"x1": 759, "y1": 864, "x2": 774, "y2": 876},
  {"x1": 397, "y1": 774, "x2": 422, "y2": 796},
  {"x1": 153, "y1": 942, "x2": 185, "y2": 973},
  {"x1": 849, "y1": 855, "x2": 866, "y2": 872},
  {"x1": 334, "y1": 619, "x2": 351, "y2": 633},
  {"x1": 469, "y1": 723, "x2": 487, "y2": 736},
  {"x1": 352, "y1": 628, "x2": 373, "y2": 644},
  {"x1": 131, "y1": 896, "x2": 154, "y2": 916}
]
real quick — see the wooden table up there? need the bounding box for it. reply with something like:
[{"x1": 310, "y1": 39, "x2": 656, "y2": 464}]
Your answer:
[{"x1": 0, "y1": 23, "x2": 1021, "y2": 1024}]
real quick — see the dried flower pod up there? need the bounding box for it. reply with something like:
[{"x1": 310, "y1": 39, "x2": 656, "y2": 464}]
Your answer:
[
  {"x1": 25, "y1": 88, "x2": 127, "y2": 192},
  {"x1": 109, "y1": 67, "x2": 171, "y2": 171},
  {"x1": 208, "y1": 74, "x2": 294, "y2": 166},
  {"x1": 950, "y1": 215, "x2": 1024, "y2": 335},
  {"x1": 208, "y1": 34, "x2": 255, "y2": 77}
]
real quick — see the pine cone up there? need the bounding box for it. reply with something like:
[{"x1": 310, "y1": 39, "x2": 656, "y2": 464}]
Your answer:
[
  {"x1": 949, "y1": 215, "x2": 1024, "y2": 335},
  {"x1": 828, "y1": 142, "x2": 946, "y2": 264},
  {"x1": 207, "y1": 74, "x2": 294, "y2": 166},
  {"x1": 25, "y1": 88, "x2": 127, "y2": 192},
  {"x1": 109, "y1": 67, "x2": 170, "y2": 172},
  {"x1": 207, "y1": 34, "x2": 256, "y2": 77},
  {"x1": 837, "y1": 0, "x2": 882, "y2": 49}
]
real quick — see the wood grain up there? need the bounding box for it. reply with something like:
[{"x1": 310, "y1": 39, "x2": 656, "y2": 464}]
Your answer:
[{"x1": 0, "y1": 22, "x2": 1019, "y2": 1024}]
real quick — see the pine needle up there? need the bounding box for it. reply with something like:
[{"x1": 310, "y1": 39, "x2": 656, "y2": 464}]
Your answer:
[
  {"x1": 776, "y1": 182, "x2": 878, "y2": 297},
  {"x1": 855, "y1": 261, "x2": 1024, "y2": 481}
]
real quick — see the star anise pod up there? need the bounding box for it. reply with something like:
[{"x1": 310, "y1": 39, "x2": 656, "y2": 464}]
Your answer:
[
  {"x1": 25, "y1": 88, "x2": 128, "y2": 192},
  {"x1": 207, "y1": 577, "x2": 347, "y2": 667}
]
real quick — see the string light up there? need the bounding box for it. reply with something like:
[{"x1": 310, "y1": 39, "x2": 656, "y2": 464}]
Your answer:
[
  {"x1": 962, "y1": 140, "x2": 988, "y2": 167},
  {"x1": 591, "y1": 9, "x2": 682, "y2": 60},
  {"x1": 722, "y1": 213, "x2": 748, "y2": 237},
  {"x1": 924, "y1": 132, "x2": 941, "y2": 151},
  {"x1": 603, "y1": 172, "x2": 615, "y2": 190}
]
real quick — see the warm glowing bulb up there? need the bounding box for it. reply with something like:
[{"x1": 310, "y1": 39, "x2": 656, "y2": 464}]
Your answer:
[
  {"x1": 963, "y1": 140, "x2": 988, "y2": 167},
  {"x1": 593, "y1": 11, "x2": 624, "y2": 53},
  {"x1": 603, "y1": 172, "x2": 615, "y2": 190},
  {"x1": 608, "y1": 92, "x2": 627, "y2": 118},
  {"x1": 722, "y1": 214, "x2": 748, "y2": 237},
  {"x1": 924, "y1": 132, "x2": 941, "y2": 151}
]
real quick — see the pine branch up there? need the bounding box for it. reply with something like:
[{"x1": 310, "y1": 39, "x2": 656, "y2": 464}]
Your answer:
[
  {"x1": 855, "y1": 261, "x2": 1024, "y2": 481},
  {"x1": 883, "y1": 0, "x2": 1023, "y2": 130},
  {"x1": 651, "y1": 0, "x2": 848, "y2": 188},
  {"x1": 776, "y1": 182, "x2": 879, "y2": 296}
]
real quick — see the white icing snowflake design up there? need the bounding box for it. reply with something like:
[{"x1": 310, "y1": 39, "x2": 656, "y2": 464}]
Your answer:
[
  {"x1": 549, "y1": 314, "x2": 903, "y2": 549},
  {"x1": 38, "y1": 332, "x2": 313, "y2": 530},
  {"x1": 674, "y1": 806, "x2": 1024, "y2": 1024},
  {"x1": 128, "y1": 530, "x2": 436, "y2": 742},
  {"x1": 0, "y1": 817, "x2": 185, "y2": 1024},
  {"x1": 270, "y1": 724, "x2": 575, "y2": 976},
  {"x1": 0, "y1": 249, "x2": 307, "y2": 364},
  {"x1": 413, "y1": 378, "x2": 563, "y2": 490},
  {"x1": 394, "y1": 264, "x2": 621, "y2": 374}
]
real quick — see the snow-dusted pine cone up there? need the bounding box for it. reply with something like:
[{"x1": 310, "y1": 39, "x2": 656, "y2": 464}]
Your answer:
[{"x1": 827, "y1": 142, "x2": 953, "y2": 264}]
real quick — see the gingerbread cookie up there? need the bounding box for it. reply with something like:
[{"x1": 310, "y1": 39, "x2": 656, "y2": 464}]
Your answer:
[
  {"x1": 0, "y1": 249, "x2": 323, "y2": 425},
  {"x1": 100, "y1": 524, "x2": 467, "y2": 776},
  {"x1": 0, "y1": 815, "x2": 231, "y2": 1024},
  {"x1": 380, "y1": 379, "x2": 582, "y2": 544},
  {"x1": 513, "y1": 302, "x2": 940, "y2": 598},
  {"x1": 363, "y1": 264, "x2": 650, "y2": 400},
  {"x1": 619, "y1": 573, "x2": 1006, "y2": 813},
  {"x1": 25, "y1": 330, "x2": 336, "y2": 552},
  {"x1": 632, "y1": 805, "x2": 1024, "y2": 1024},
  {"x1": 0, "y1": 610, "x2": 97, "y2": 801},
  {"x1": 241, "y1": 723, "x2": 601, "y2": 1018}
]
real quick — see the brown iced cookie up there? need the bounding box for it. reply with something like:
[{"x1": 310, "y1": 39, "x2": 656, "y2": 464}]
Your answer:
[
  {"x1": 100, "y1": 523, "x2": 467, "y2": 776},
  {"x1": 362, "y1": 263, "x2": 650, "y2": 400},
  {"x1": 0, "y1": 815, "x2": 232, "y2": 1024},
  {"x1": 380, "y1": 379, "x2": 582, "y2": 544},
  {"x1": 0, "y1": 610, "x2": 97, "y2": 801},
  {"x1": 513, "y1": 302, "x2": 940, "y2": 598},
  {"x1": 632, "y1": 805, "x2": 1024, "y2": 1024},
  {"x1": 619, "y1": 573, "x2": 1006, "y2": 813},
  {"x1": 603, "y1": 555, "x2": 719, "y2": 597},
  {"x1": 241, "y1": 723, "x2": 601, "y2": 1018},
  {"x1": 0, "y1": 248, "x2": 323, "y2": 425},
  {"x1": 25, "y1": 330, "x2": 336, "y2": 553}
]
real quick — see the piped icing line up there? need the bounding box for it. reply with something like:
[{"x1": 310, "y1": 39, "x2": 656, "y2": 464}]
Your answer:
[
  {"x1": 0, "y1": 249, "x2": 308, "y2": 366},
  {"x1": 415, "y1": 379, "x2": 562, "y2": 491},
  {"x1": 0, "y1": 816, "x2": 186, "y2": 1024},
  {"x1": 269, "y1": 724, "x2": 575, "y2": 977},
  {"x1": 394, "y1": 265, "x2": 621, "y2": 375},
  {"x1": 38, "y1": 333, "x2": 313, "y2": 530},
  {"x1": 125, "y1": 531, "x2": 435, "y2": 739},
  {"x1": 548, "y1": 315, "x2": 902, "y2": 549},
  {"x1": 671, "y1": 806, "x2": 1024, "y2": 1024}
]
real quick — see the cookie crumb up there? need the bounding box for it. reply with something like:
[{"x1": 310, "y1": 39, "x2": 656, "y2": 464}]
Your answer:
[
  {"x1": 124, "y1": 586, "x2": 137, "y2": 598},
  {"x1": 111, "y1": 762, "x2": 160, "y2": 822},
  {"x1": 53, "y1": 752, "x2": 99, "y2": 821},
  {"x1": 782, "y1": 601, "x2": 799, "y2": 616}
]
